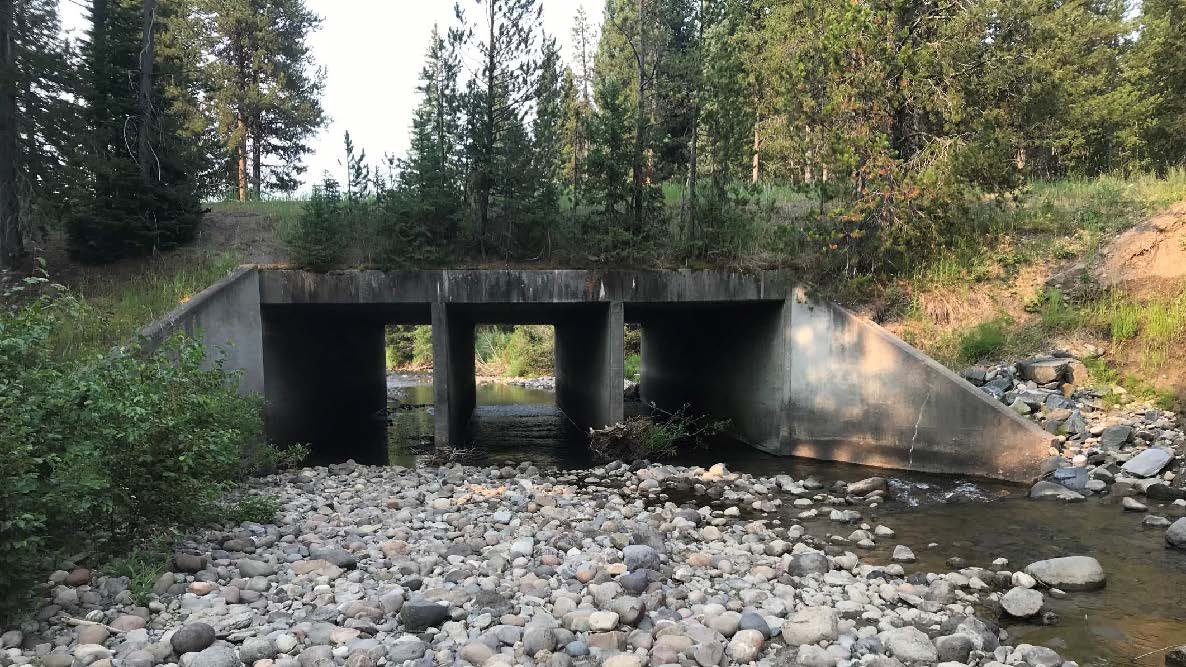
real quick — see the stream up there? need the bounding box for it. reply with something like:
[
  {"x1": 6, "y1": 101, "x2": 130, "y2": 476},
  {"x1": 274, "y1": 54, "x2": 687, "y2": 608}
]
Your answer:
[{"x1": 384, "y1": 373, "x2": 1186, "y2": 666}]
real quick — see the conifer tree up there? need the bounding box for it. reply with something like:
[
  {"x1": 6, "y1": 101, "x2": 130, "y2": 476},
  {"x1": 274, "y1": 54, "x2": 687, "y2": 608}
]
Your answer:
[
  {"x1": 69, "y1": 0, "x2": 201, "y2": 263},
  {"x1": 458, "y1": 0, "x2": 542, "y2": 256},
  {"x1": 200, "y1": 0, "x2": 326, "y2": 199}
]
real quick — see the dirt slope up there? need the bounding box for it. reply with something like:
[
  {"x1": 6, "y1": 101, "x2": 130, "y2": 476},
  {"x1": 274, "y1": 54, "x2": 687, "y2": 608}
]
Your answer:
[{"x1": 1095, "y1": 201, "x2": 1186, "y2": 295}]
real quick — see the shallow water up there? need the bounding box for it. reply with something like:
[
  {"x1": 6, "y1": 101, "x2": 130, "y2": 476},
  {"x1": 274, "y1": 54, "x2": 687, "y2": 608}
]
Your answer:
[{"x1": 383, "y1": 374, "x2": 1186, "y2": 665}]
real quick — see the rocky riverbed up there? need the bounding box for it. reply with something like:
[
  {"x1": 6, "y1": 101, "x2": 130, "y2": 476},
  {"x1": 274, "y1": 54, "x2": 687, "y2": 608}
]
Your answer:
[
  {"x1": 1, "y1": 460, "x2": 1129, "y2": 667},
  {"x1": 958, "y1": 353, "x2": 1186, "y2": 549}
]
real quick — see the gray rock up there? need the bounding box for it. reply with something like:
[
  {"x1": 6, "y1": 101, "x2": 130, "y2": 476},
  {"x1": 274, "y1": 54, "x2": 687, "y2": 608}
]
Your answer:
[
  {"x1": 191, "y1": 644, "x2": 240, "y2": 667},
  {"x1": 1120, "y1": 448, "x2": 1173, "y2": 477},
  {"x1": 171, "y1": 624, "x2": 216, "y2": 655},
  {"x1": 1001, "y1": 587, "x2": 1043, "y2": 618},
  {"x1": 1100, "y1": 425, "x2": 1133, "y2": 449},
  {"x1": 173, "y1": 553, "x2": 206, "y2": 573},
  {"x1": 780, "y1": 607, "x2": 838, "y2": 645},
  {"x1": 892, "y1": 545, "x2": 916, "y2": 563},
  {"x1": 1052, "y1": 467, "x2": 1089, "y2": 492},
  {"x1": 399, "y1": 602, "x2": 450, "y2": 631},
  {"x1": 1024, "y1": 556, "x2": 1106, "y2": 591},
  {"x1": 238, "y1": 638, "x2": 277, "y2": 664},
  {"x1": 309, "y1": 548, "x2": 357, "y2": 570},
  {"x1": 386, "y1": 640, "x2": 427, "y2": 663},
  {"x1": 622, "y1": 545, "x2": 659, "y2": 571},
  {"x1": 737, "y1": 611, "x2": 770, "y2": 639},
  {"x1": 236, "y1": 559, "x2": 274, "y2": 578},
  {"x1": 522, "y1": 627, "x2": 556, "y2": 656},
  {"x1": 1167, "y1": 518, "x2": 1186, "y2": 550},
  {"x1": 934, "y1": 634, "x2": 973, "y2": 662},
  {"x1": 1165, "y1": 645, "x2": 1186, "y2": 667},
  {"x1": 881, "y1": 626, "x2": 937, "y2": 663},
  {"x1": 297, "y1": 646, "x2": 333, "y2": 667},
  {"x1": 1122, "y1": 497, "x2": 1148, "y2": 512},
  {"x1": 787, "y1": 553, "x2": 829, "y2": 576}
]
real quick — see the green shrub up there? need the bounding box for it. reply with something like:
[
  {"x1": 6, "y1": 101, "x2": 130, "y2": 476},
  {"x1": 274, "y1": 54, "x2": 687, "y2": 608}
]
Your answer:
[
  {"x1": 0, "y1": 285, "x2": 268, "y2": 623},
  {"x1": 281, "y1": 177, "x2": 346, "y2": 271},
  {"x1": 956, "y1": 318, "x2": 1010, "y2": 363},
  {"x1": 222, "y1": 494, "x2": 283, "y2": 525},
  {"x1": 625, "y1": 353, "x2": 641, "y2": 382}
]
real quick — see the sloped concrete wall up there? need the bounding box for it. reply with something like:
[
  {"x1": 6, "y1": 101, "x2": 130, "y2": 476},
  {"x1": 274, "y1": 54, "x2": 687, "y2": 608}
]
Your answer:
[
  {"x1": 139, "y1": 267, "x2": 265, "y2": 395},
  {"x1": 783, "y1": 288, "x2": 1053, "y2": 481}
]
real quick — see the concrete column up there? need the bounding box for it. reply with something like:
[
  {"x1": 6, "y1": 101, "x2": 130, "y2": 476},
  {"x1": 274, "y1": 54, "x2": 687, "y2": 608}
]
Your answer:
[
  {"x1": 555, "y1": 302, "x2": 625, "y2": 429},
  {"x1": 432, "y1": 303, "x2": 476, "y2": 447},
  {"x1": 640, "y1": 302, "x2": 791, "y2": 453},
  {"x1": 262, "y1": 307, "x2": 387, "y2": 465}
]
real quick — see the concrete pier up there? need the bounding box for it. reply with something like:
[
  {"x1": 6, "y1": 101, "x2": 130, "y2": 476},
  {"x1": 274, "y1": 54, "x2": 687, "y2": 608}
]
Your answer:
[{"x1": 140, "y1": 268, "x2": 1054, "y2": 481}]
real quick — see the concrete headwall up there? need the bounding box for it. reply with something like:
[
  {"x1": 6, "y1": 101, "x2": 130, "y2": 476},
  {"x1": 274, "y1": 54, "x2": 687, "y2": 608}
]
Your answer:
[
  {"x1": 781, "y1": 288, "x2": 1053, "y2": 480},
  {"x1": 139, "y1": 267, "x2": 264, "y2": 395}
]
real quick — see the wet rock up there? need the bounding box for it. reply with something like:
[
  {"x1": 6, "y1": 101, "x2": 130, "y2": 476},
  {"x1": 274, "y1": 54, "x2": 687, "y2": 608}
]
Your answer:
[
  {"x1": 1122, "y1": 497, "x2": 1148, "y2": 512},
  {"x1": 847, "y1": 477, "x2": 888, "y2": 495},
  {"x1": 1165, "y1": 645, "x2": 1186, "y2": 667},
  {"x1": 1029, "y1": 480, "x2": 1084, "y2": 501},
  {"x1": 892, "y1": 545, "x2": 916, "y2": 563},
  {"x1": 1001, "y1": 587, "x2": 1044, "y2": 618},
  {"x1": 1167, "y1": 518, "x2": 1186, "y2": 550},
  {"x1": 1024, "y1": 556, "x2": 1106, "y2": 590}
]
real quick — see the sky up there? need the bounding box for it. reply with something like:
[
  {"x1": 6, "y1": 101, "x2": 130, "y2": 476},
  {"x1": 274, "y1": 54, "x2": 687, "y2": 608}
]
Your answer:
[{"x1": 62, "y1": 0, "x2": 595, "y2": 195}]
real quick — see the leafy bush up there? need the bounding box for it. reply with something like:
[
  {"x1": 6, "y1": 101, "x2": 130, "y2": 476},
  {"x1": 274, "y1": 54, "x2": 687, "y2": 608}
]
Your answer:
[
  {"x1": 386, "y1": 325, "x2": 433, "y2": 370},
  {"x1": 282, "y1": 177, "x2": 347, "y2": 271},
  {"x1": 475, "y1": 325, "x2": 554, "y2": 377},
  {"x1": 0, "y1": 283, "x2": 268, "y2": 623}
]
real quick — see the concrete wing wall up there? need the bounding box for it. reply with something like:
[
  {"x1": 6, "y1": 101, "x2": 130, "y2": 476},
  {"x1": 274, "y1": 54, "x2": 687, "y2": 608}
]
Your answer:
[
  {"x1": 138, "y1": 267, "x2": 265, "y2": 395},
  {"x1": 784, "y1": 288, "x2": 1053, "y2": 482}
]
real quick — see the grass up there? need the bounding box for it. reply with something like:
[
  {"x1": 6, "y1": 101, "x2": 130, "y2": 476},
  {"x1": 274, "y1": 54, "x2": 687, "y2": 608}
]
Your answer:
[
  {"x1": 103, "y1": 544, "x2": 172, "y2": 606},
  {"x1": 55, "y1": 251, "x2": 241, "y2": 359},
  {"x1": 208, "y1": 199, "x2": 306, "y2": 228}
]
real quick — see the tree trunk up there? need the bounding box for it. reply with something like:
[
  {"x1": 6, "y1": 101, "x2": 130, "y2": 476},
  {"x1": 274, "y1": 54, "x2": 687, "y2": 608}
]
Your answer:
[
  {"x1": 751, "y1": 113, "x2": 760, "y2": 184},
  {"x1": 0, "y1": 0, "x2": 20, "y2": 270},
  {"x1": 137, "y1": 0, "x2": 156, "y2": 185},
  {"x1": 478, "y1": 0, "x2": 496, "y2": 256},
  {"x1": 237, "y1": 116, "x2": 247, "y2": 202},
  {"x1": 251, "y1": 125, "x2": 261, "y2": 200}
]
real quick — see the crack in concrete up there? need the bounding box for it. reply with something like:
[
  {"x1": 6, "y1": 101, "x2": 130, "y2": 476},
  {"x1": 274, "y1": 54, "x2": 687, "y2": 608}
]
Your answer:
[{"x1": 908, "y1": 386, "x2": 934, "y2": 466}]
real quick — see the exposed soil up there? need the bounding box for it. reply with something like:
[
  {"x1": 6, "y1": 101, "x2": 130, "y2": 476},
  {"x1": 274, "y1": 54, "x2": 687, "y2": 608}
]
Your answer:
[{"x1": 1095, "y1": 201, "x2": 1186, "y2": 295}]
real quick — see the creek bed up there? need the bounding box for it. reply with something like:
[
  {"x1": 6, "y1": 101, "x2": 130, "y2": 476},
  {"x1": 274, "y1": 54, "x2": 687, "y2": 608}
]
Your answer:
[{"x1": 384, "y1": 373, "x2": 1186, "y2": 665}]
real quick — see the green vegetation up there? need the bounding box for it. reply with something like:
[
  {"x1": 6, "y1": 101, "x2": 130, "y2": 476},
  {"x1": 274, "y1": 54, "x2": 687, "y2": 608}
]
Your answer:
[
  {"x1": 102, "y1": 544, "x2": 172, "y2": 606},
  {"x1": 475, "y1": 326, "x2": 555, "y2": 378},
  {"x1": 386, "y1": 325, "x2": 434, "y2": 371},
  {"x1": 0, "y1": 279, "x2": 285, "y2": 623},
  {"x1": 588, "y1": 405, "x2": 727, "y2": 462},
  {"x1": 58, "y1": 252, "x2": 240, "y2": 358}
]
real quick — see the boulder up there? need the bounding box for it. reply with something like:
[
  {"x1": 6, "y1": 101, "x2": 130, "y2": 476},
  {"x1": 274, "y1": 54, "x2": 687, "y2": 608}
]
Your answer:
[
  {"x1": 1120, "y1": 448, "x2": 1173, "y2": 478},
  {"x1": 1000, "y1": 587, "x2": 1044, "y2": 618},
  {"x1": 1024, "y1": 556, "x2": 1106, "y2": 591},
  {"x1": 191, "y1": 644, "x2": 240, "y2": 667},
  {"x1": 1167, "y1": 518, "x2": 1186, "y2": 550},
  {"x1": 399, "y1": 601, "x2": 450, "y2": 631},
  {"x1": 881, "y1": 626, "x2": 937, "y2": 663}
]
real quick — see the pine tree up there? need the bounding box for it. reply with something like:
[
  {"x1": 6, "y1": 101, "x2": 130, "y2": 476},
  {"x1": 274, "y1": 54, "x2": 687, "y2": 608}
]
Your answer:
[
  {"x1": 530, "y1": 33, "x2": 565, "y2": 250},
  {"x1": 458, "y1": 0, "x2": 542, "y2": 256},
  {"x1": 1130, "y1": 0, "x2": 1186, "y2": 171},
  {"x1": 200, "y1": 0, "x2": 326, "y2": 200},
  {"x1": 69, "y1": 0, "x2": 202, "y2": 263},
  {"x1": 0, "y1": 0, "x2": 19, "y2": 270}
]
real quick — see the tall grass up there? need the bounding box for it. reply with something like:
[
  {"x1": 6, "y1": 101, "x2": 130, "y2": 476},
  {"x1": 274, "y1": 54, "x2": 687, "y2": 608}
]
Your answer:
[
  {"x1": 56, "y1": 252, "x2": 241, "y2": 358},
  {"x1": 474, "y1": 325, "x2": 554, "y2": 377}
]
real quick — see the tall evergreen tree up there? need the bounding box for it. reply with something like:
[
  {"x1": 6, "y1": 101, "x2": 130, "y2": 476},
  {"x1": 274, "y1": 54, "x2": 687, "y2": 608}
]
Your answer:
[
  {"x1": 459, "y1": 0, "x2": 542, "y2": 256},
  {"x1": 69, "y1": 0, "x2": 201, "y2": 263},
  {"x1": 0, "y1": 0, "x2": 19, "y2": 270},
  {"x1": 200, "y1": 0, "x2": 326, "y2": 200},
  {"x1": 1130, "y1": 0, "x2": 1186, "y2": 171}
]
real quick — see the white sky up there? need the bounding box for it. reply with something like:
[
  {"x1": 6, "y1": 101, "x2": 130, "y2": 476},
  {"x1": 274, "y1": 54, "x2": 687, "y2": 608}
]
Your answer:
[{"x1": 62, "y1": 0, "x2": 595, "y2": 195}]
